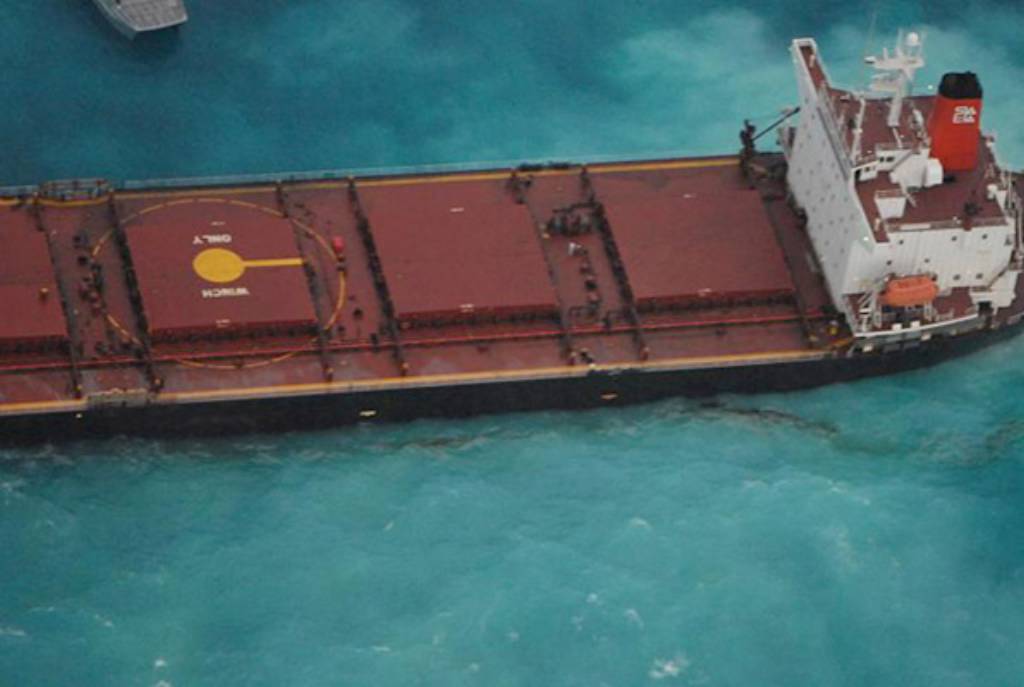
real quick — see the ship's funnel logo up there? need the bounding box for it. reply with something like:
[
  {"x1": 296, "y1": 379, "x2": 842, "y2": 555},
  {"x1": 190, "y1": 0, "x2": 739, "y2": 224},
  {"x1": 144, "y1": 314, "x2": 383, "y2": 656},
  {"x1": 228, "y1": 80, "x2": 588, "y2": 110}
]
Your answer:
[
  {"x1": 192, "y1": 247, "x2": 304, "y2": 284},
  {"x1": 952, "y1": 105, "x2": 977, "y2": 124}
]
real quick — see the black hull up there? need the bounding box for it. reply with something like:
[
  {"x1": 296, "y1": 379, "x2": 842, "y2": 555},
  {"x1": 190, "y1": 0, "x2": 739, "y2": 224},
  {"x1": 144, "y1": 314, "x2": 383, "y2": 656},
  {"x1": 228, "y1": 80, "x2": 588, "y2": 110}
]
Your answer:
[{"x1": 1, "y1": 323, "x2": 1020, "y2": 444}]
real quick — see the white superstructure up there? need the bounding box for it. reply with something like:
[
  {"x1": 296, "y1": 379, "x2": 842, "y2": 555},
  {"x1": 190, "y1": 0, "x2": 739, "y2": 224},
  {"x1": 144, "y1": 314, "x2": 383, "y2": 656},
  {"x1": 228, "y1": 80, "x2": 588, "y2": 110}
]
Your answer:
[{"x1": 781, "y1": 33, "x2": 1022, "y2": 348}]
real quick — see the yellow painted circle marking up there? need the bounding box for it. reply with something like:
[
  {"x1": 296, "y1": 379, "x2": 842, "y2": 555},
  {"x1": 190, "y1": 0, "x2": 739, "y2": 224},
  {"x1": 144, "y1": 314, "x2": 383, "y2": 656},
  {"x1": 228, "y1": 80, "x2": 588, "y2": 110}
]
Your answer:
[
  {"x1": 97, "y1": 196, "x2": 347, "y2": 371},
  {"x1": 193, "y1": 248, "x2": 246, "y2": 283}
]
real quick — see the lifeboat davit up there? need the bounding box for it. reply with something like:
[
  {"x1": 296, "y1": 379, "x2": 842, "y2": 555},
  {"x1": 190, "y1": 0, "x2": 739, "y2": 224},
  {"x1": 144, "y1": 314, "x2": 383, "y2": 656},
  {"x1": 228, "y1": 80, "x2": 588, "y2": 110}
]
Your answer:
[{"x1": 880, "y1": 275, "x2": 939, "y2": 307}]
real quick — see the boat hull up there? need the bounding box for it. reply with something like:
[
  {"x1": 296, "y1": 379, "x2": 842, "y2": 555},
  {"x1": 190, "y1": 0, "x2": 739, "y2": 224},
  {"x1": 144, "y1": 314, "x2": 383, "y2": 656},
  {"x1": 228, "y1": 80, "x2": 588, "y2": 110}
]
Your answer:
[
  {"x1": 2, "y1": 151, "x2": 1020, "y2": 444},
  {"x1": 91, "y1": 0, "x2": 187, "y2": 38},
  {"x1": 1, "y1": 320, "x2": 1017, "y2": 443}
]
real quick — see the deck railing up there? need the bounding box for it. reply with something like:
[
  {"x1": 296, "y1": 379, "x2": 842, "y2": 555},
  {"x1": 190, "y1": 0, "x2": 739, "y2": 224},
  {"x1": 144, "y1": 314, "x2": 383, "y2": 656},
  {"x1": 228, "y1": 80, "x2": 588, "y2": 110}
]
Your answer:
[
  {"x1": 0, "y1": 149, "x2": 707, "y2": 198},
  {"x1": 0, "y1": 184, "x2": 37, "y2": 197}
]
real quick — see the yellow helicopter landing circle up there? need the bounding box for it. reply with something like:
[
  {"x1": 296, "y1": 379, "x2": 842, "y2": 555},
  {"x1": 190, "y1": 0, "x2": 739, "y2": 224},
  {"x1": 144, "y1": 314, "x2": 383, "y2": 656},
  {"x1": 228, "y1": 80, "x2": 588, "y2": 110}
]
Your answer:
[{"x1": 192, "y1": 247, "x2": 304, "y2": 284}]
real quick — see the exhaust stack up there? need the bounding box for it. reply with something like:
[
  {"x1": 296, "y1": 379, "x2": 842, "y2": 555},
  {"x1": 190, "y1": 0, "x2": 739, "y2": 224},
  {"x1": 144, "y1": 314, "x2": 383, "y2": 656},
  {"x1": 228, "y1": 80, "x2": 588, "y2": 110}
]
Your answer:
[{"x1": 927, "y1": 72, "x2": 983, "y2": 172}]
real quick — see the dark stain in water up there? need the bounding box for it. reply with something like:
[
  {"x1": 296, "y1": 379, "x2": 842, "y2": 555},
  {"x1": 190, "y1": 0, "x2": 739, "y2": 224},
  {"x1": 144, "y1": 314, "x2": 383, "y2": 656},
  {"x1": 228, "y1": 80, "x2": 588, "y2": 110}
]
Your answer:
[
  {"x1": 981, "y1": 418, "x2": 1024, "y2": 461},
  {"x1": 696, "y1": 400, "x2": 839, "y2": 438}
]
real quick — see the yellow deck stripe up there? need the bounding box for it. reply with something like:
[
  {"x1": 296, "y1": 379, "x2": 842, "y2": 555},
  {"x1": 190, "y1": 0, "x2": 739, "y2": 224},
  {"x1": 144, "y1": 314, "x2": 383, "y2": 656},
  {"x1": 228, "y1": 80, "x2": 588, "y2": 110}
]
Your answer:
[
  {"x1": 0, "y1": 399, "x2": 87, "y2": 416},
  {"x1": 2, "y1": 157, "x2": 740, "y2": 207},
  {"x1": 579, "y1": 157, "x2": 737, "y2": 174},
  {"x1": 0, "y1": 347, "x2": 820, "y2": 417},
  {"x1": 243, "y1": 257, "x2": 305, "y2": 268},
  {"x1": 352, "y1": 158, "x2": 738, "y2": 189},
  {"x1": 112, "y1": 157, "x2": 738, "y2": 201},
  {"x1": 159, "y1": 348, "x2": 821, "y2": 404}
]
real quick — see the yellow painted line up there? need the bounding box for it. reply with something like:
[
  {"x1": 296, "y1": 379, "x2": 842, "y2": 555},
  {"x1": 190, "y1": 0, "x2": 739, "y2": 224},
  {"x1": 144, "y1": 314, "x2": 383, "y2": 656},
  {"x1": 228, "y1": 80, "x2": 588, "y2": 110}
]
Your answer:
[
  {"x1": 0, "y1": 399, "x2": 87, "y2": 416},
  {"x1": 2, "y1": 157, "x2": 742, "y2": 207},
  {"x1": 115, "y1": 157, "x2": 739, "y2": 200},
  {"x1": 354, "y1": 157, "x2": 738, "y2": 189},
  {"x1": 0, "y1": 347, "x2": 820, "y2": 416},
  {"x1": 159, "y1": 348, "x2": 822, "y2": 404},
  {"x1": 193, "y1": 246, "x2": 305, "y2": 283},
  {"x1": 244, "y1": 257, "x2": 304, "y2": 268},
  {"x1": 591, "y1": 157, "x2": 737, "y2": 174}
]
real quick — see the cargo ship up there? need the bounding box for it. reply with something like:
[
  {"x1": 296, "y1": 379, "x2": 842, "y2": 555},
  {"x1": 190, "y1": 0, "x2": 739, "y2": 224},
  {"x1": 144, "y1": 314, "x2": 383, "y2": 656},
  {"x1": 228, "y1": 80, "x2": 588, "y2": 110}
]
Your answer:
[{"x1": 1, "y1": 32, "x2": 1021, "y2": 438}]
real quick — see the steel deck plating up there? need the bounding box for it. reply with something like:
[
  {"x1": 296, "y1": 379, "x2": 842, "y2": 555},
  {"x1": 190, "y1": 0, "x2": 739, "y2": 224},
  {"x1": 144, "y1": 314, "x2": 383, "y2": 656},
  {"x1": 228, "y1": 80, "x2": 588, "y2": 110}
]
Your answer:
[{"x1": 0, "y1": 155, "x2": 856, "y2": 428}]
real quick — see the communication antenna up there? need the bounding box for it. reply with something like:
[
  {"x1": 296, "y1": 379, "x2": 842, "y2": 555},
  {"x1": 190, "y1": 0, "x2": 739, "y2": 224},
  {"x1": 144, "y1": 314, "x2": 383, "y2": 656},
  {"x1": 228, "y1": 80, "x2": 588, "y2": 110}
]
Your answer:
[
  {"x1": 865, "y1": 30, "x2": 925, "y2": 128},
  {"x1": 861, "y1": 5, "x2": 878, "y2": 86}
]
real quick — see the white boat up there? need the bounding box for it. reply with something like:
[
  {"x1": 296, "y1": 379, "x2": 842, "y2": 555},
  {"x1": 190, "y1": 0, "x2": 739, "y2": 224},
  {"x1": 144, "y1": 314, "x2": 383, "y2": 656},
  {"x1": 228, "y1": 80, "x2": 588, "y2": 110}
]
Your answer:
[{"x1": 92, "y1": 0, "x2": 188, "y2": 38}]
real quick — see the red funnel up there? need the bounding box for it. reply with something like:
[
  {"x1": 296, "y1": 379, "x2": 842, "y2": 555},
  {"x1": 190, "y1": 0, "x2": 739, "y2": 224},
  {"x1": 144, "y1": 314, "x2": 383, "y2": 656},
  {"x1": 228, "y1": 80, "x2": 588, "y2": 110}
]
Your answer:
[{"x1": 928, "y1": 72, "x2": 983, "y2": 172}]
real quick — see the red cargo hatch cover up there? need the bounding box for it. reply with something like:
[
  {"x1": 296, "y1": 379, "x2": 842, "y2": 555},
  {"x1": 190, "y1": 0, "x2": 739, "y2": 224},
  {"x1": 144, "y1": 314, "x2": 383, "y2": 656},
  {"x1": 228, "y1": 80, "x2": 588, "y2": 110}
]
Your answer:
[
  {"x1": 122, "y1": 198, "x2": 317, "y2": 342},
  {"x1": 602, "y1": 188, "x2": 794, "y2": 308},
  {"x1": 362, "y1": 182, "x2": 558, "y2": 325},
  {"x1": 0, "y1": 210, "x2": 66, "y2": 349}
]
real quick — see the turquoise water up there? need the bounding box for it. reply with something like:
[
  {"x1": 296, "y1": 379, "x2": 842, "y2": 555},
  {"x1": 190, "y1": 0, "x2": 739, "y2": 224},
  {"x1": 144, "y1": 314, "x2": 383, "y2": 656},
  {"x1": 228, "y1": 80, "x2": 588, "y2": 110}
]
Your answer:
[{"x1": 2, "y1": 2, "x2": 1024, "y2": 685}]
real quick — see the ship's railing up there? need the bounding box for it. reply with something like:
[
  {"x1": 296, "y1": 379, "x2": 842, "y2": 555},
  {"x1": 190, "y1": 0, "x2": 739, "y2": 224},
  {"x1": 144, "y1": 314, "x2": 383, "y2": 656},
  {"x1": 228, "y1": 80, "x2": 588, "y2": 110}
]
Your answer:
[
  {"x1": 886, "y1": 218, "x2": 961, "y2": 232},
  {"x1": 971, "y1": 216, "x2": 1014, "y2": 228},
  {"x1": 863, "y1": 304, "x2": 974, "y2": 334},
  {"x1": 934, "y1": 305, "x2": 977, "y2": 323},
  {"x1": 120, "y1": 152, "x2": 695, "y2": 190},
  {"x1": 122, "y1": 168, "x2": 362, "y2": 190},
  {"x1": 0, "y1": 149, "x2": 709, "y2": 197},
  {"x1": 39, "y1": 178, "x2": 111, "y2": 200},
  {"x1": 0, "y1": 184, "x2": 37, "y2": 197},
  {"x1": 884, "y1": 215, "x2": 1011, "y2": 234}
]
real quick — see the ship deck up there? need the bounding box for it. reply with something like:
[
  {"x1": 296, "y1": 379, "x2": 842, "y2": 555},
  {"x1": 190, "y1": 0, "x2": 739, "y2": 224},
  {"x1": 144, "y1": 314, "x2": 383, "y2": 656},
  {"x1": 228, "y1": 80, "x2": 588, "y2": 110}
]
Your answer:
[
  {"x1": 0, "y1": 154, "x2": 844, "y2": 422},
  {"x1": 797, "y1": 43, "x2": 1006, "y2": 243}
]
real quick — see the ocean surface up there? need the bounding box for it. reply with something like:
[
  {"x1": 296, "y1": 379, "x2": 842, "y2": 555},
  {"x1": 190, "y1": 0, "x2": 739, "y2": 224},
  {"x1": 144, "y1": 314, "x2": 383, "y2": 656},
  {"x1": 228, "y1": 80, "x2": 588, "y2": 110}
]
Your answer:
[{"x1": 2, "y1": 1, "x2": 1024, "y2": 685}]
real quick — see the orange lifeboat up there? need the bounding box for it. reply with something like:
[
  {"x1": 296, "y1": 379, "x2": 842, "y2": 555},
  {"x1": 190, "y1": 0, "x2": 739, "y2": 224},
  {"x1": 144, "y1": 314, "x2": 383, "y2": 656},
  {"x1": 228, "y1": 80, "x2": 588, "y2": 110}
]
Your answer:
[{"x1": 880, "y1": 275, "x2": 938, "y2": 307}]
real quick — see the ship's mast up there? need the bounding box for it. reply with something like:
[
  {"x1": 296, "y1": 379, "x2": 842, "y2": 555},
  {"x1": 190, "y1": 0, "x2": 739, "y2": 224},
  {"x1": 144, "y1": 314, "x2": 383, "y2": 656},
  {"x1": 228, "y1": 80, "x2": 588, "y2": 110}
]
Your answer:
[{"x1": 864, "y1": 30, "x2": 925, "y2": 128}]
